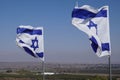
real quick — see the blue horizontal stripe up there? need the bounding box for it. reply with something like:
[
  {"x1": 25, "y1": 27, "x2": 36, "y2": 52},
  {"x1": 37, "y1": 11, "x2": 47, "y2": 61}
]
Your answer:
[
  {"x1": 72, "y1": 8, "x2": 107, "y2": 19},
  {"x1": 102, "y1": 43, "x2": 110, "y2": 51},
  {"x1": 36, "y1": 52, "x2": 44, "y2": 58},
  {"x1": 19, "y1": 40, "x2": 24, "y2": 43},
  {"x1": 23, "y1": 47, "x2": 44, "y2": 58},
  {"x1": 17, "y1": 28, "x2": 42, "y2": 35},
  {"x1": 89, "y1": 36, "x2": 98, "y2": 53},
  {"x1": 23, "y1": 47, "x2": 37, "y2": 58}
]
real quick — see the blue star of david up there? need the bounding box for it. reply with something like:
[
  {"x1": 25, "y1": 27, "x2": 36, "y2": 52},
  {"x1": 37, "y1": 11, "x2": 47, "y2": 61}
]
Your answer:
[
  {"x1": 87, "y1": 20, "x2": 98, "y2": 34},
  {"x1": 87, "y1": 20, "x2": 97, "y2": 29},
  {"x1": 31, "y1": 37, "x2": 39, "y2": 51}
]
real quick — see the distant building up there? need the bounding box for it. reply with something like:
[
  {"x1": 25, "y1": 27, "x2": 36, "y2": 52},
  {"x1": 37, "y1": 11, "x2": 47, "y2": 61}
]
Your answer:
[{"x1": 42, "y1": 72, "x2": 55, "y2": 75}]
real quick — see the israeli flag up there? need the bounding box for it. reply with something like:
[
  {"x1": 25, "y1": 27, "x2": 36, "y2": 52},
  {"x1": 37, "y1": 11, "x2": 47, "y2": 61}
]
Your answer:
[
  {"x1": 16, "y1": 25, "x2": 44, "y2": 60},
  {"x1": 72, "y1": 5, "x2": 111, "y2": 57}
]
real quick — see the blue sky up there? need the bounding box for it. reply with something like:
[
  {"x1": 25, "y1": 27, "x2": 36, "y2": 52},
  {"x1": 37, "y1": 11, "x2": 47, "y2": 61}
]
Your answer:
[{"x1": 0, "y1": 0, "x2": 120, "y2": 63}]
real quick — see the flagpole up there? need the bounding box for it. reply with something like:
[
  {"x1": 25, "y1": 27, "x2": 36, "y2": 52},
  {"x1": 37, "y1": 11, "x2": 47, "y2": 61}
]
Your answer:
[
  {"x1": 108, "y1": 55, "x2": 112, "y2": 80},
  {"x1": 42, "y1": 60, "x2": 45, "y2": 80},
  {"x1": 42, "y1": 27, "x2": 45, "y2": 80},
  {"x1": 107, "y1": 5, "x2": 112, "y2": 80},
  {"x1": 75, "y1": 1, "x2": 78, "y2": 8}
]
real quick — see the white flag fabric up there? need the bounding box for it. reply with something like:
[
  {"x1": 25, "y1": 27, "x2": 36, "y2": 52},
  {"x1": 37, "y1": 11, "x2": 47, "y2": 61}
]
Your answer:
[
  {"x1": 72, "y1": 5, "x2": 111, "y2": 57},
  {"x1": 16, "y1": 25, "x2": 44, "y2": 60}
]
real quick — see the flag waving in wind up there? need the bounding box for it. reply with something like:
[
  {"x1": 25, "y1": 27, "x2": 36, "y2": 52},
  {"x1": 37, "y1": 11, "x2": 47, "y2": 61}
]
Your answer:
[
  {"x1": 16, "y1": 25, "x2": 44, "y2": 60},
  {"x1": 72, "y1": 5, "x2": 111, "y2": 57}
]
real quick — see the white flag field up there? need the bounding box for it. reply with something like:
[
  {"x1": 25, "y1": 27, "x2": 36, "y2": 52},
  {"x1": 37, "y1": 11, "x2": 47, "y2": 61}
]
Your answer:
[
  {"x1": 16, "y1": 25, "x2": 44, "y2": 61},
  {"x1": 72, "y1": 5, "x2": 111, "y2": 57}
]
